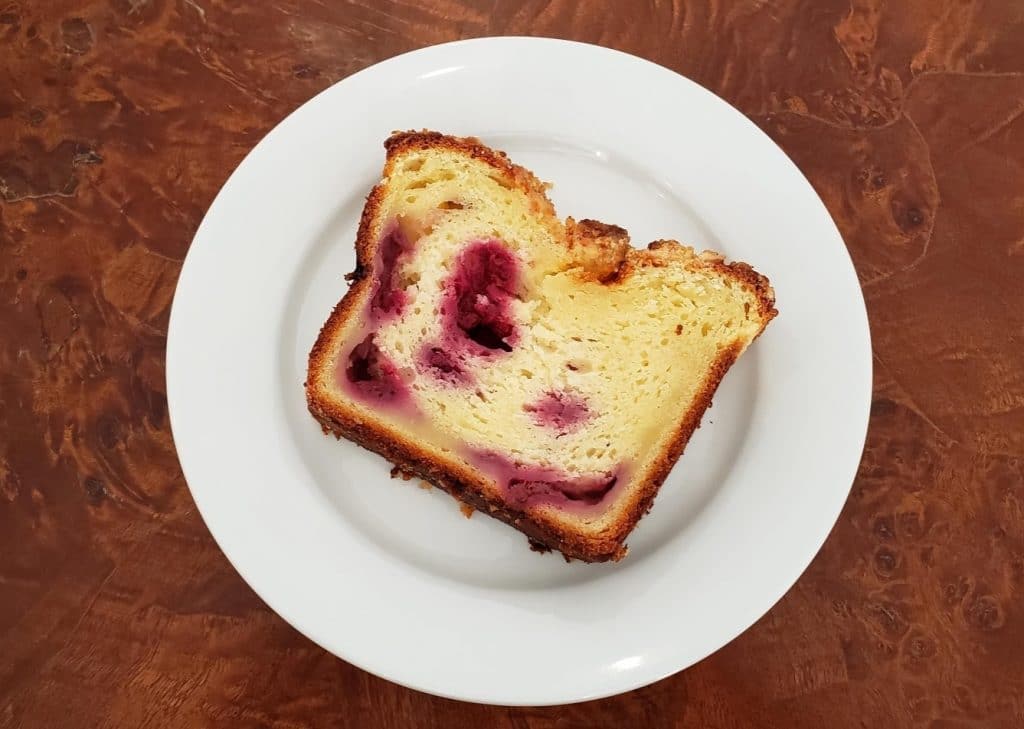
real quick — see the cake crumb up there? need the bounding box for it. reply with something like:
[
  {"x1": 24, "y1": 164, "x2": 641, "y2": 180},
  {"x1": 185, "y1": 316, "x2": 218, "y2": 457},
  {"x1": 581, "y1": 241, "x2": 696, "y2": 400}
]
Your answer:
[
  {"x1": 417, "y1": 480, "x2": 433, "y2": 490},
  {"x1": 389, "y1": 465, "x2": 415, "y2": 481},
  {"x1": 527, "y1": 538, "x2": 552, "y2": 554},
  {"x1": 459, "y1": 503, "x2": 474, "y2": 519}
]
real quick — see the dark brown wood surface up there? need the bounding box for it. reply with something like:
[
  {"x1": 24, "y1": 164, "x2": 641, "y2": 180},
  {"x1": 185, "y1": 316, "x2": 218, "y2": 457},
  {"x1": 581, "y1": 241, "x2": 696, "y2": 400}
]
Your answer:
[{"x1": 2, "y1": 1, "x2": 1023, "y2": 726}]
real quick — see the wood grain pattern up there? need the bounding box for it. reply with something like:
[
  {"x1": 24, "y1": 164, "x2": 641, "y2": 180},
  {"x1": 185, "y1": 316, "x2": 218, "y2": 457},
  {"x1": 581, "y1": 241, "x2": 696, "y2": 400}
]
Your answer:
[{"x1": 1, "y1": 1, "x2": 1022, "y2": 726}]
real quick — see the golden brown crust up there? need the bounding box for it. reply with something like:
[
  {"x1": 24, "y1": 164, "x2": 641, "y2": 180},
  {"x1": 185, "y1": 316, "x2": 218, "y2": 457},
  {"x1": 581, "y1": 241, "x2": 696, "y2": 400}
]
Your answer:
[
  {"x1": 306, "y1": 130, "x2": 776, "y2": 563},
  {"x1": 565, "y1": 217, "x2": 631, "y2": 282}
]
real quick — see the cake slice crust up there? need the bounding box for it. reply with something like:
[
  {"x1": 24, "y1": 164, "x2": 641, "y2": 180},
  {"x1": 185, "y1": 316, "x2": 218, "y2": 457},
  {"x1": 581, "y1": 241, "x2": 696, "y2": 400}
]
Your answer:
[{"x1": 307, "y1": 131, "x2": 776, "y2": 562}]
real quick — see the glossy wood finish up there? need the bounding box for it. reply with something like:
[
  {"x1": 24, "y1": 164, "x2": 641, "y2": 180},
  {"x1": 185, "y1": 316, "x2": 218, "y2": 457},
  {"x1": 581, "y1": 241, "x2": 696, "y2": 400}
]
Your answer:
[{"x1": 2, "y1": 1, "x2": 1022, "y2": 726}]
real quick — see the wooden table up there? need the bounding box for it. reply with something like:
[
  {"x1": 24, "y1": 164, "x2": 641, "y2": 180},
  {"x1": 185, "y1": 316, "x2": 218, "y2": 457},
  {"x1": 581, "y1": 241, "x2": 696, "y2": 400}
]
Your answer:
[{"x1": 2, "y1": 1, "x2": 1022, "y2": 726}]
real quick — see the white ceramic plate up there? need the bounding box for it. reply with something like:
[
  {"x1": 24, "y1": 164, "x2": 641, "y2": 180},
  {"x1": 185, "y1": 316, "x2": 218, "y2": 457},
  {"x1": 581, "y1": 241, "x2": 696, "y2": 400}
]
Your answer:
[{"x1": 167, "y1": 37, "x2": 871, "y2": 706}]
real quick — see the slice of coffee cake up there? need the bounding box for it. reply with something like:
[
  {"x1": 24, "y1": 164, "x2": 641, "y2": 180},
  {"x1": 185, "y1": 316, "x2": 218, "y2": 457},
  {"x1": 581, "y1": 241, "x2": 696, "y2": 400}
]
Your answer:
[{"x1": 306, "y1": 131, "x2": 776, "y2": 561}]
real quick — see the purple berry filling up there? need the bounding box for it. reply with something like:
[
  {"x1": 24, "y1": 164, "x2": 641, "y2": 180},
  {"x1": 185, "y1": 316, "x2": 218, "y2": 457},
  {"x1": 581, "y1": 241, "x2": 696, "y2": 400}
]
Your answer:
[
  {"x1": 419, "y1": 239, "x2": 521, "y2": 385},
  {"x1": 466, "y1": 449, "x2": 622, "y2": 510},
  {"x1": 368, "y1": 222, "x2": 413, "y2": 322},
  {"x1": 524, "y1": 390, "x2": 591, "y2": 433},
  {"x1": 340, "y1": 333, "x2": 412, "y2": 408},
  {"x1": 441, "y1": 240, "x2": 519, "y2": 355},
  {"x1": 417, "y1": 343, "x2": 472, "y2": 385}
]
